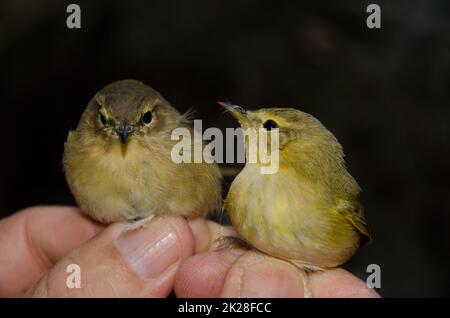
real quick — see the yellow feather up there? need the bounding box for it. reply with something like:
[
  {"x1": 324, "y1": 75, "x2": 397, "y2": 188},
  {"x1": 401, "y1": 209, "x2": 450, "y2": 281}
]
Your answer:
[{"x1": 221, "y1": 104, "x2": 370, "y2": 269}]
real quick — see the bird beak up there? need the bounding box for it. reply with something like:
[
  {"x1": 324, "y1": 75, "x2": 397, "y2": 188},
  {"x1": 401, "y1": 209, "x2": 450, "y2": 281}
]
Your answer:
[
  {"x1": 218, "y1": 101, "x2": 250, "y2": 125},
  {"x1": 116, "y1": 123, "x2": 134, "y2": 144}
]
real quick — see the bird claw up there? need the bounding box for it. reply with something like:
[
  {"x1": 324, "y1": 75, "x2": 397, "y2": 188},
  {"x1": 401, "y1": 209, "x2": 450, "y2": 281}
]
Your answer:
[
  {"x1": 214, "y1": 235, "x2": 253, "y2": 251},
  {"x1": 124, "y1": 214, "x2": 155, "y2": 231}
]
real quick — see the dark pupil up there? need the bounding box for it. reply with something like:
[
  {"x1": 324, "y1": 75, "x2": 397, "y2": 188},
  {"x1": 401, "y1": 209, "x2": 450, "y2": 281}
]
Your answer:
[
  {"x1": 142, "y1": 111, "x2": 153, "y2": 124},
  {"x1": 99, "y1": 113, "x2": 108, "y2": 126},
  {"x1": 263, "y1": 119, "x2": 278, "y2": 130}
]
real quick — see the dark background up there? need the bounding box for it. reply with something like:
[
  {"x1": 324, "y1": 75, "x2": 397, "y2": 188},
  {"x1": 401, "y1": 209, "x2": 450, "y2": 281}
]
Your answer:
[{"x1": 1, "y1": 0, "x2": 449, "y2": 297}]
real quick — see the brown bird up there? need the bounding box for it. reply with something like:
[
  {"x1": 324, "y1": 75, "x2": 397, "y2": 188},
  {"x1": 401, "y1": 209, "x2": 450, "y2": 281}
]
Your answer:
[{"x1": 63, "y1": 79, "x2": 222, "y2": 224}]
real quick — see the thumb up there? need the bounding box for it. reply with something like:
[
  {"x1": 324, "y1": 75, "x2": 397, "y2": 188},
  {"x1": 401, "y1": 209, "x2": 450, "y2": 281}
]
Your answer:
[{"x1": 25, "y1": 216, "x2": 194, "y2": 297}]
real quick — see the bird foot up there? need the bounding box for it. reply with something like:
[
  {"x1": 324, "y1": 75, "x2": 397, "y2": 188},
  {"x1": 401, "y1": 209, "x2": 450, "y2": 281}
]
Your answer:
[
  {"x1": 124, "y1": 214, "x2": 155, "y2": 231},
  {"x1": 214, "y1": 235, "x2": 253, "y2": 251}
]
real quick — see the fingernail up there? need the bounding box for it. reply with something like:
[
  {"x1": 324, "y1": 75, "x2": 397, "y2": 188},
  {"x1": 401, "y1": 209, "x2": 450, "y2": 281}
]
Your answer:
[
  {"x1": 117, "y1": 220, "x2": 180, "y2": 279},
  {"x1": 239, "y1": 262, "x2": 305, "y2": 297}
]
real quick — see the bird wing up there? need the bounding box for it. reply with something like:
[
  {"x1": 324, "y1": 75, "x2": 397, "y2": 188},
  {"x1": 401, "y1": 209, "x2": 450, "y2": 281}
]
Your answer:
[{"x1": 336, "y1": 199, "x2": 372, "y2": 246}]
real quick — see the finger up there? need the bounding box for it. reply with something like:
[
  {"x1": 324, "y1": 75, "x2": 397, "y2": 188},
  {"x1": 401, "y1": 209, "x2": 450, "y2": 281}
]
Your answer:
[
  {"x1": 220, "y1": 251, "x2": 306, "y2": 297},
  {"x1": 187, "y1": 218, "x2": 236, "y2": 253},
  {"x1": 179, "y1": 220, "x2": 306, "y2": 298},
  {"x1": 26, "y1": 216, "x2": 195, "y2": 297},
  {"x1": 175, "y1": 249, "x2": 243, "y2": 297},
  {"x1": 0, "y1": 206, "x2": 103, "y2": 297},
  {"x1": 174, "y1": 219, "x2": 241, "y2": 297},
  {"x1": 180, "y1": 218, "x2": 380, "y2": 298},
  {"x1": 310, "y1": 268, "x2": 380, "y2": 298}
]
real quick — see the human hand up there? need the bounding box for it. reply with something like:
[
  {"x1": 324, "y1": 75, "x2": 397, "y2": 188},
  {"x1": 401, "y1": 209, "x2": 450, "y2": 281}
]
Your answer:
[
  {"x1": 0, "y1": 206, "x2": 379, "y2": 297},
  {"x1": 177, "y1": 219, "x2": 380, "y2": 298},
  {"x1": 0, "y1": 206, "x2": 196, "y2": 297}
]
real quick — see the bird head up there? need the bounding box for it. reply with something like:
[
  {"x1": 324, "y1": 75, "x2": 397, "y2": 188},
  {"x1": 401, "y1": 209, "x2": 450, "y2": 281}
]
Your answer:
[
  {"x1": 82, "y1": 79, "x2": 181, "y2": 145},
  {"x1": 218, "y1": 101, "x2": 345, "y2": 169}
]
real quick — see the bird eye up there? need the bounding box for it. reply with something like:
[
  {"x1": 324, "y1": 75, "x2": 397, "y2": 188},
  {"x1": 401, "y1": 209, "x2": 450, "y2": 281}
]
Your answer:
[
  {"x1": 141, "y1": 111, "x2": 153, "y2": 125},
  {"x1": 99, "y1": 113, "x2": 108, "y2": 126},
  {"x1": 263, "y1": 119, "x2": 278, "y2": 131}
]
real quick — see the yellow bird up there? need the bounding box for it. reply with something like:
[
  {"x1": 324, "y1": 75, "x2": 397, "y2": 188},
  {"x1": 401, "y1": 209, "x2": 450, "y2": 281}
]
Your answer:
[
  {"x1": 63, "y1": 79, "x2": 222, "y2": 224},
  {"x1": 219, "y1": 102, "x2": 371, "y2": 270}
]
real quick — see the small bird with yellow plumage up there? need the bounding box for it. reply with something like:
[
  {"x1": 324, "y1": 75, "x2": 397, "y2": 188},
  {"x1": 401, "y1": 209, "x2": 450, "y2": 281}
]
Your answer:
[
  {"x1": 219, "y1": 101, "x2": 371, "y2": 271},
  {"x1": 63, "y1": 79, "x2": 222, "y2": 224}
]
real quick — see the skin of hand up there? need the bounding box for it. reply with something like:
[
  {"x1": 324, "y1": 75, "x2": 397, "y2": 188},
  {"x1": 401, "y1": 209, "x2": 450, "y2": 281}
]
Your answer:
[
  {"x1": 63, "y1": 79, "x2": 222, "y2": 224},
  {"x1": 0, "y1": 206, "x2": 378, "y2": 298},
  {"x1": 219, "y1": 102, "x2": 371, "y2": 269}
]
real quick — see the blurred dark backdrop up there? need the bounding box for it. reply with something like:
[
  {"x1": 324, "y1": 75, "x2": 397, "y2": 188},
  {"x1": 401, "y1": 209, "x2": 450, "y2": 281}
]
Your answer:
[{"x1": 0, "y1": 0, "x2": 449, "y2": 297}]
